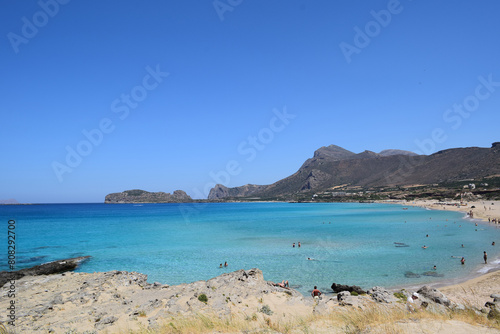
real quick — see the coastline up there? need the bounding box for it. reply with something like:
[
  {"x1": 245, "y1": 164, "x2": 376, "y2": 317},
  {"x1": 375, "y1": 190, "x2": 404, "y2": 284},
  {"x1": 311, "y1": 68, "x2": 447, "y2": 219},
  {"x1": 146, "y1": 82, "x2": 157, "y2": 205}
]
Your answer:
[
  {"x1": 384, "y1": 200, "x2": 500, "y2": 306},
  {"x1": 3, "y1": 267, "x2": 500, "y2": 333},
  {"x1": 387, "y1": 199, "x2": 500, "y2": 223}
]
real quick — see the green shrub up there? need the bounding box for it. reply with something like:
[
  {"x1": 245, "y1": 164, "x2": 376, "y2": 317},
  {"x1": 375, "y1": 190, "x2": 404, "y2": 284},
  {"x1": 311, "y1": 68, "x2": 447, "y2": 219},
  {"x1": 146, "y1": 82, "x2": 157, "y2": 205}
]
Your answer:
[
  {"x1": 198, "y1": 294, "x2": 208, "y2": 303},
  {"x1": 393, "y1": 292, "x2": 406, "y2": 302},
  {"x1": 350, "y1": 291, "x2": 359, "y2": 296},
  {"x1": 260, "y1": 305, "x2": 273, "y2": 316}
]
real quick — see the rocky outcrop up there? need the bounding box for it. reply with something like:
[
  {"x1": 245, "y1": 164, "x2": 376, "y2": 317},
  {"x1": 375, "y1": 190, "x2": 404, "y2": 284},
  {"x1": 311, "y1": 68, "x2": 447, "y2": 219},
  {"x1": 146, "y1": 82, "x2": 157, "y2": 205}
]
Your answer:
[
  {"x1": 331, "y1": 282, "x2": 366, "y2": 295},
  {"x1": 0, "y1": 256, "x2": 90, "y2": 287},
  {"x1": 486, "y1": 294, "x2": 500, "y2": 320},
  {"x1": 417, "y1": 285, "x2": 451, "y2": 307},
  {"x1": 4, "y1": 268, "x2": 310, "y2": 333},
  {"x1": 1, "y1": 265, "x2": 487, "y2": 333},
  {"x1": 105, "y1": 189, "x2": 193, "y2": 203},
  {"x1": 368, "y1": 286, "x2": 398, "y2": 303},
  {"x1": 208, "y1": 184, "x2": 267, "y2": 200}
]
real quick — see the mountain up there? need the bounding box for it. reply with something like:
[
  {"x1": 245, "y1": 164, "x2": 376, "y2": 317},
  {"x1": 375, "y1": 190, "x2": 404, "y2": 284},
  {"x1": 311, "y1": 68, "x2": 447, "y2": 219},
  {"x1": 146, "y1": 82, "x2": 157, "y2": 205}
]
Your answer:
[
  {"x1": 208, "y1": 184, "x2": 267, "y2": 200},
  {"x1": 378, "y1": 149, "x2": 418, "y2": 157},
  {"x1": 208, "y1": 142, "x2": 500, "y2": 200},
  {"x1": 105, "y1": 189, "x2": 192, "y2": 203},
  {"x1": 0, "y1": 199, "x2": 19, "y2": 205}
]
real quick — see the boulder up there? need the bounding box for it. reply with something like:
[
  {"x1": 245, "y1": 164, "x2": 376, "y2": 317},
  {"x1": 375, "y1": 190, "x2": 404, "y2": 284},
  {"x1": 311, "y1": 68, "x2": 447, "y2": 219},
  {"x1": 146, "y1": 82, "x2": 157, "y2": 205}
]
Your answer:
[
  {"x1": 417, "y1": 286, "x2": 451, "y2": 307},
  {"x1": 491, "y1": 293, "x2": 500, "y2": 303},
  {"x1": 337, "y1": 291, "x2": 351, "y2": 302},
  {"x1": 0, "y1": 256, "x2": 91, "y2": 288},
  {"x1": 331, "y1": 282, "x2": 366, "y2": 294},
  {"x1": 367, "y1": 286, "x2": 398, "y2": 303},
  {"x1": 488, "y1": 308, "x2": 500, "y2": 321}
]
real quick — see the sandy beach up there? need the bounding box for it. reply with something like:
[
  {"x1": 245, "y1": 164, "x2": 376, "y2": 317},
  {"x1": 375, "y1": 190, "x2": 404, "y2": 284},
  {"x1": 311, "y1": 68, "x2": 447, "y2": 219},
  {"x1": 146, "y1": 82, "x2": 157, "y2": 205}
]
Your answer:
[
  {"x1": 399, "y1": 200, "x2": 500, "y2": 309},
  {"x1": 404, "y1": 200, "x2": 500, "y2": 223}
]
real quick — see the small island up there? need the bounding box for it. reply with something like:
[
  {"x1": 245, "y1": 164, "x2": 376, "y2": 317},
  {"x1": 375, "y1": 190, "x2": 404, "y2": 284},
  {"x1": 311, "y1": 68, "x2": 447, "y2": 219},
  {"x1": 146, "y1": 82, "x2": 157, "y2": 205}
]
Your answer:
[{"x1": 104, "y1": 189, "x2": 193, "y2": 204}]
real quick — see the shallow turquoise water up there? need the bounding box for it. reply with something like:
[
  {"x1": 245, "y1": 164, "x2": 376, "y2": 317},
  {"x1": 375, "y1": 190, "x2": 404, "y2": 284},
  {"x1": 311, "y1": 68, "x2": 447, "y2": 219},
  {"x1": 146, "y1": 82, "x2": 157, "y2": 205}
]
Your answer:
[{"x1": 2, "y1": 202, "x2": 500, "y2": 295}]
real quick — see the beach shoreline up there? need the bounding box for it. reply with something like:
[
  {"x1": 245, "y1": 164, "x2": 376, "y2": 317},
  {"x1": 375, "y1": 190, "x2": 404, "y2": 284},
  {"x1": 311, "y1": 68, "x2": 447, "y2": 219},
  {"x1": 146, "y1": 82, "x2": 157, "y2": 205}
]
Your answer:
[
  {"x1": 383, "y1": 199, "x2": 500, "y2": 223},
  {"x1": 382, "y1": 200, "x2": 500, "y2": 305}
]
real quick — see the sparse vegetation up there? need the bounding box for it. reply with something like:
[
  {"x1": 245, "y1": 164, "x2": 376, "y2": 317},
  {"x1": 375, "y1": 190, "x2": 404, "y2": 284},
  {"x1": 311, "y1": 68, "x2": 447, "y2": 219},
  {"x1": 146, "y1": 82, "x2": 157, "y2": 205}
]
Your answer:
[
  {"x1": 260, "y1": 304, "x2": 273, "y2": 315},
  {"x1": 123, "y1": 302, "x2": 500, "y2": 334},
  {"x1": 393, "y1": 291, "x2": 406, "y2": 302},
  {"x1": 197, "y1": 293, "x2": 208, "y2": 303}
]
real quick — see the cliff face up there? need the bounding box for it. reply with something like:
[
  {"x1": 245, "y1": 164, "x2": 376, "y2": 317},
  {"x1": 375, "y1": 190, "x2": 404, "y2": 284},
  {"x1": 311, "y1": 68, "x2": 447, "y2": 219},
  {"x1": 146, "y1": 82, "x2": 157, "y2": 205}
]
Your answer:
[
  {"x1": 105, "y1": 189, "x2": 192, "y2": 203},
  {"x1": 208, "y1": 184, "x2": 267, "y2": 200}
]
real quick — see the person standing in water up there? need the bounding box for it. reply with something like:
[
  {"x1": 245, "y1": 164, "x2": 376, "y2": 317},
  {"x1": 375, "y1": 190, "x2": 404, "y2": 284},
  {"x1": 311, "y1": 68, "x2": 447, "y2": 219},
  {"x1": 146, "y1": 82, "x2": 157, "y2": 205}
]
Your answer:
[
  {"x1": 484, "y1": 251, "x2": 488, "y2": 264},
  {"x1": 461, "y1": 257, "x2": 465, "y2": 265}
]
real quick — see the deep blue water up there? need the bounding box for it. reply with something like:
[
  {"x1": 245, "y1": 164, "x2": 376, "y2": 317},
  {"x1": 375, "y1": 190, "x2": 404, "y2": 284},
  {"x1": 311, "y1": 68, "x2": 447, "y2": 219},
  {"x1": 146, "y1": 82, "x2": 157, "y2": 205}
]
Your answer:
[{"x1": 1, "y1": 202, "x2": 500, "y2": 295}]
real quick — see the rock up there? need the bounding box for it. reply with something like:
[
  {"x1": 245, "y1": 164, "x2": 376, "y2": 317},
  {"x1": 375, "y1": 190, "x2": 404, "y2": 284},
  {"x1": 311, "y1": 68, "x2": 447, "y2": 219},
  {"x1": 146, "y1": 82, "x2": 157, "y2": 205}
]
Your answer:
[
  {"x1": 367, "y1": 286, "x2": 397, "y2": 303},
  {"x1": 491, "y1": 294, "x2": 500, "y2": 303},
  {"x1": 404, "y1": 271, "x2": 421, "y2": 278},
  {"x1": 486, "y1": 301, "x2": 497, "y2": 309},
  {"x1": 207, "y1": 184, "x2": 267, "y2": 200},
  {"x1": 417, "y1": 286, "x2": 451, "y2": 307},
  {"x1": 422, "y1": 271, "x2": 444, "y2": 277},
  {"x1": 488, "y1": 308, "x2": 500, "y2": 320},
  {"x1": 331, "y1": 282, "x2": 366, "y2": 294},
  {"x1": 99, "y1": 315, "x2": 118, "y2": 325},
  {"x1": 337, "y1": 291, "x2": 351, "y2": 302},
  {"x1": 0, "y1": 256, "x2": 91, "y2": 288},
  {"x1": 52, "y1": 294, "x2": 64, "y2": 305}
]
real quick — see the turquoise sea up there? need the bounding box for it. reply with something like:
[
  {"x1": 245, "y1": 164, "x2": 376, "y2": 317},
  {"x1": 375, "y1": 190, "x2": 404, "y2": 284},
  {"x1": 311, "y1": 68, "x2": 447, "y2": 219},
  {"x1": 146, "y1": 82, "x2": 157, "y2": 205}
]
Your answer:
[{"x1": 2, "y1": 202, "x2": 500, "y2": 295}]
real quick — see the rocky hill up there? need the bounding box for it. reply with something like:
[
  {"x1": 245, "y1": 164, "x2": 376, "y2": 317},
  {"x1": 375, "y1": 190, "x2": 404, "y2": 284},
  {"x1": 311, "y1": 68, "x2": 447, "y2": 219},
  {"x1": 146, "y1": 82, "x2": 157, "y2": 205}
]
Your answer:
[
  {"x1": 208, "y1": 142, "x2": 500, "y2": 200},
  {"x1": 105, "y1": 189, "x2": 192, "y2": 203}
]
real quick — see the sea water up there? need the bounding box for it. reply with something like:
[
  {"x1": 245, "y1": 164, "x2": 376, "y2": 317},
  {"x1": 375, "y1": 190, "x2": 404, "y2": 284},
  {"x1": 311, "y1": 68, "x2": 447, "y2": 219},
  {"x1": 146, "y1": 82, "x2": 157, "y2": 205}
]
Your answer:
[{"x1": 1, "y1": 202, "x2": 500, "y2": 295}]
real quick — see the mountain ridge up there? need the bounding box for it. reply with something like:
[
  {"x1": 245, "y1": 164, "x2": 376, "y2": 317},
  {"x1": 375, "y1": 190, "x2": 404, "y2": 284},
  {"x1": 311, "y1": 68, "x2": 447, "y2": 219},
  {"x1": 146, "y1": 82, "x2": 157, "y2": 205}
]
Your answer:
[
  {"x1": 208, "y1": 142, "x2": 500, "y2": 200},
  {"x1": 103, "y1": 142, "x2": 500, "y2": 202}
]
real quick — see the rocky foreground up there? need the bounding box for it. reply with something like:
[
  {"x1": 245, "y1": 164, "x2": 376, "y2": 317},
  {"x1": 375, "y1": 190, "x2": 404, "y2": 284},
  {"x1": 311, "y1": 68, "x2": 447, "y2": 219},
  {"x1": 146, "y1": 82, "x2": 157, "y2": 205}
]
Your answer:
[{"x1": 2, "y1": 266, "x2": 500, "y2": 333}]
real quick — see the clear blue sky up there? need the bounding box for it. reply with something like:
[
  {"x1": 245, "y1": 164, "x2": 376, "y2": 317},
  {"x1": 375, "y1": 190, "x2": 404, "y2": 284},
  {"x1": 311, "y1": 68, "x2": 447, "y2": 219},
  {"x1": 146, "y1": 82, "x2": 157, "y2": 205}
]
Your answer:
[{"x1": 2, "y1": 0, "x2": 500, "y2": 203}]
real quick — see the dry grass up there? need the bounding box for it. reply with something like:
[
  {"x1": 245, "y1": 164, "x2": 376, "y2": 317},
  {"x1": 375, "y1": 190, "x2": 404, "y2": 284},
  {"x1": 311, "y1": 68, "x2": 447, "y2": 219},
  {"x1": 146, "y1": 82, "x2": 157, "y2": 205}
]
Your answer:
[{"x1": 124, "y1": 302, "x2": 500, "y2": 334}]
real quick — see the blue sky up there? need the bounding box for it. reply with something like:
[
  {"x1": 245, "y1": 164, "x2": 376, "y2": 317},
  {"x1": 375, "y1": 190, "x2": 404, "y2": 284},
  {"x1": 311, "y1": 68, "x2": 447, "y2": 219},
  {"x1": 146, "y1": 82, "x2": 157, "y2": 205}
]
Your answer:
[{"x1": 1, "y1": 0, "x2": 500, "y2": 203}]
